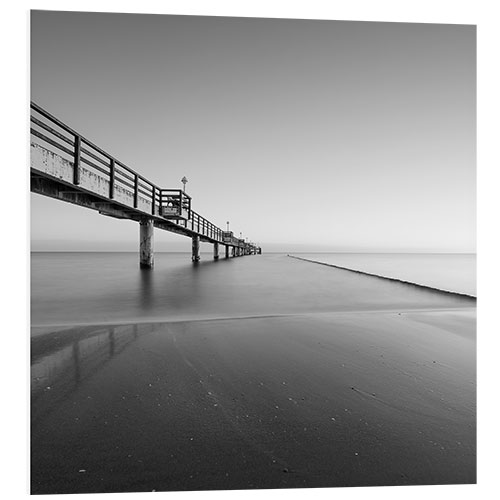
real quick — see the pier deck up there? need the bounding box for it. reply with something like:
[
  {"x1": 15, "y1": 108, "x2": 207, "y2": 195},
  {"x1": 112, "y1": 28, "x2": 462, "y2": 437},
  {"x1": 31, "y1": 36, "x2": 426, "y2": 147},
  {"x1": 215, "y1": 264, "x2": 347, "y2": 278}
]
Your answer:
[{"x1": 30, "y1": 102, "x2": 261, "y2": 265}]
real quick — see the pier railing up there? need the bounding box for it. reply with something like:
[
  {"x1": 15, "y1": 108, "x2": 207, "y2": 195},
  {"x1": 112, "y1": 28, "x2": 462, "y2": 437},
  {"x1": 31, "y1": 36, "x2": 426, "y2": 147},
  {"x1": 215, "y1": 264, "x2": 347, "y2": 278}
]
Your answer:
[
  {"x1": 30, "y1": 102, "x2": 163, "y2": 215},
  {"x1": 160, "y1": 189, "x2": 191, "y2": 219},
  {"x1": 30, "y1": 102, "x2": 247, "y2": 249}
]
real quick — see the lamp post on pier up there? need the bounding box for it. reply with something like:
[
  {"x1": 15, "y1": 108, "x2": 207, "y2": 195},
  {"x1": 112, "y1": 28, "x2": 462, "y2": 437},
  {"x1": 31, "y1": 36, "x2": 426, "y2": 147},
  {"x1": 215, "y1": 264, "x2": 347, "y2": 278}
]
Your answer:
[{"x1": 181, "y1": 176, "x2": 188, "y2": 193}]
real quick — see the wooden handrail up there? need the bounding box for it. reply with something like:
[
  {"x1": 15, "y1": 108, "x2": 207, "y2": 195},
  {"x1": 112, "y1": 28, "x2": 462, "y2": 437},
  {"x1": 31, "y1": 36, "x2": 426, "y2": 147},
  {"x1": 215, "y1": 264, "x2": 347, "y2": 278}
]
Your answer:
[{"x1": 30, "y1": 101, "x2": 259, "y2": 250}]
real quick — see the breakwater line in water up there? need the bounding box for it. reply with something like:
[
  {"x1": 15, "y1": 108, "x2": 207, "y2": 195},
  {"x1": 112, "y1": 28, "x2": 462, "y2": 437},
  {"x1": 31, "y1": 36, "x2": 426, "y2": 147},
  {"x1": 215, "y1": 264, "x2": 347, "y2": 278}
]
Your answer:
[{"x1": 287, "y1": 255, "x2": 477, "y2": 300}]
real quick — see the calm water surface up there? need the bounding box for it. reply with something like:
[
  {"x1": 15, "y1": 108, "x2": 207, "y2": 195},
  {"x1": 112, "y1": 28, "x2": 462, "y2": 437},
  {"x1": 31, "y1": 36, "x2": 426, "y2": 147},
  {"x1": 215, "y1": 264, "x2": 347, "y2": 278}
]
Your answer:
[
  {"x1": 31, "y1": 252, "x2": 475, "y2": 328},
  {"x1": 296, "y1": 253, "x2": 476, "y2": 296}
]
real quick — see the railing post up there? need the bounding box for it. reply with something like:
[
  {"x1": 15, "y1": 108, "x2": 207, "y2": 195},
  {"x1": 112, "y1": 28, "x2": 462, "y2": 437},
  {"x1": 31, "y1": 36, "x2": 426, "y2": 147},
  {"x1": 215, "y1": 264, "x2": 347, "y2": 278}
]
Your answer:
[
  {"x1": 134, "y1": 175, "x2": 139, "y2": 208},
  {"x1": 109, "y1": 158, "x2": 115, "y2": 199},
  {"x1": 73, "y1": 135, "x2": 81, "y2": 185},
  {"x1": 30, "y1": 103, "x2": 261, "y2": 258}
]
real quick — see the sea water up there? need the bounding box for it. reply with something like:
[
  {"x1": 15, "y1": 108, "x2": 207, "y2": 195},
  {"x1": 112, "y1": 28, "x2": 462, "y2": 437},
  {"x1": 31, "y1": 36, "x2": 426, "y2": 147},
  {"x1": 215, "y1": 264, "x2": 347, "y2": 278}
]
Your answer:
[
  {"x1": 31, "y1": 252, "x2": 476, "y2": 492},
  {"x1": 295, "y1": 253, "x2": 476, "y2": 297},
  {"x1": 31, "y1": 252, "x2": 475, "y2": 329}
]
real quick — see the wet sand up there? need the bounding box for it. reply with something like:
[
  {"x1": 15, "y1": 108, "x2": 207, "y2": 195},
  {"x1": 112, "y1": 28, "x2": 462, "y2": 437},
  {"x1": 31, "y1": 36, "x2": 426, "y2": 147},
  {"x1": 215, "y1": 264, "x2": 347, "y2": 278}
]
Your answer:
[{"x1": 31, "y1": 307, "x2": 475, "y2": 493}]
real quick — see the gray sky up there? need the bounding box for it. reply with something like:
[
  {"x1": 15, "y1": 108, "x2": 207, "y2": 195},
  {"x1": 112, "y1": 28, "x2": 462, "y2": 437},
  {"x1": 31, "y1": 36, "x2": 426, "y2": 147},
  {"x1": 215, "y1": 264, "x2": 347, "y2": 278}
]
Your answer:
[{"x1": 30, "y1": 11, "x2": 476, "y2": 252}]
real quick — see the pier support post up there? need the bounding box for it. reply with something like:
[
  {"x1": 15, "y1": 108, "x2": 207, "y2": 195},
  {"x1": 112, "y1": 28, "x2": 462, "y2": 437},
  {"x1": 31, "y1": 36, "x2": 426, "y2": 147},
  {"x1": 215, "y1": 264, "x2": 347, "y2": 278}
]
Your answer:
[
  {"x1": 139, "y1": 219, "x2": 154, "y2": 269},
  {"x1": 225, "y1": 245, "x2": 229, "y2": 258},
  {"x1": 192, "y1": 235, "x2": 200, "y2": 262},
  {"x1": 213, "y1": 242, "x2": 219, "y2": 260}
]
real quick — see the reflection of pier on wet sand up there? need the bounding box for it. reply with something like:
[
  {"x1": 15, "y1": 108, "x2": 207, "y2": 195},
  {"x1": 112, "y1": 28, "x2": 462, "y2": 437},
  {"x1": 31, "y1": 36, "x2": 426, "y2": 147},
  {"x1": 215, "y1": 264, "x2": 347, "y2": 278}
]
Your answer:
[
  {"x1": 31, "y1": 324, "x2": 149, "y2": 425},
  {"x1": 31, "y1": 306, "x2": 475, "y2": 494}
]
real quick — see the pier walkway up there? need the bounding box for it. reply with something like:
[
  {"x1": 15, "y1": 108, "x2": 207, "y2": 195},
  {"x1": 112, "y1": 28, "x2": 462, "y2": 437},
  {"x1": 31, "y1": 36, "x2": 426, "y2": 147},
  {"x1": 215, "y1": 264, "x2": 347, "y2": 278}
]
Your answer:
[{"x1": 30, "y1": 102, "x2": 261, "y2": 267}]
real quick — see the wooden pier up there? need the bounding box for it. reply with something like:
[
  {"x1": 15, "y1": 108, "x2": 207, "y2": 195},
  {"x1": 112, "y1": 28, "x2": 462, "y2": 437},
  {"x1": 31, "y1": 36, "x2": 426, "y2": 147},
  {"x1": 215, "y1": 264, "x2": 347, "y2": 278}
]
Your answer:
[{"x1": 30, "y1": 102, "x2": 261, "y2": 267}]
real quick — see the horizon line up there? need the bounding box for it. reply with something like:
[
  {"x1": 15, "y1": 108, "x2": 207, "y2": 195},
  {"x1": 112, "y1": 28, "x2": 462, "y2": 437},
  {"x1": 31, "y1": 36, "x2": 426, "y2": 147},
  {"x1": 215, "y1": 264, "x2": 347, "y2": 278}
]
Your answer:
[{"x1": 30, "y1": 250, "x2": 477, "y2": 255}]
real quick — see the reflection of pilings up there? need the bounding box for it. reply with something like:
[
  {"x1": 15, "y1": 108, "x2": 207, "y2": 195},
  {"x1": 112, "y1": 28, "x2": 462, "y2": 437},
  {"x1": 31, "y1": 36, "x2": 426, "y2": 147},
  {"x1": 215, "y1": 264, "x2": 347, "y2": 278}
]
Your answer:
[
  {"x1": 31, "y1": 325, "x2": 148, "y2": 427},
  {"x1": 72, "y1": 340, "x2": 81, "y2": 384},
  {"x1": 109, "y1": 327, "x2": 115, "y2": 358},
  {"x1": 139, "y1": 268, "x2": 154, "y2": 311}
]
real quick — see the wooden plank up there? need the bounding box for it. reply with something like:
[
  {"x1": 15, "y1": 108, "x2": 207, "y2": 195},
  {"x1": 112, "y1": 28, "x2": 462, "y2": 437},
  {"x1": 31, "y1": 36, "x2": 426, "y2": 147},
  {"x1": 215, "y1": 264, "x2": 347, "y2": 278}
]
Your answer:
[
  {"x1": 30, "y1": 116, "x2": 73, "y2": 146},
  {"x1": 31, "y1": 129, "x2": 74, "y2": 157}
]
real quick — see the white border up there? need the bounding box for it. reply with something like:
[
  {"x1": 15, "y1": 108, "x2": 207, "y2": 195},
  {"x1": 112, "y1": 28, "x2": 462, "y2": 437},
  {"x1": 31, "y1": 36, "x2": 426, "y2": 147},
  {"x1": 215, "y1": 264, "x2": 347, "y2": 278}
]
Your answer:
[{"x1": 3, "y1": 1, "x2": 498, "y2": 499}]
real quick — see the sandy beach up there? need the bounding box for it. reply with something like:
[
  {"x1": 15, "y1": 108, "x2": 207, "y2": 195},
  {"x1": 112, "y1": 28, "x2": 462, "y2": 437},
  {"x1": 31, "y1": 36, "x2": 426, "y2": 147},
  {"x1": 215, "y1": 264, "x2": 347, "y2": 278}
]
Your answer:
[{"x1": 31, "y1": 285, "x2": 475, "y2": 493}]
